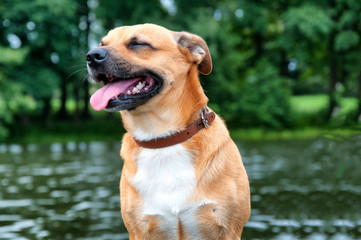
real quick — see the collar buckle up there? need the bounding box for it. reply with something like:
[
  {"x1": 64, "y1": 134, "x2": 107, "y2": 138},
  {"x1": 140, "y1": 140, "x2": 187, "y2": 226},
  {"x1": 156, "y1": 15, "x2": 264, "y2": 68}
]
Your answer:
[{"x1": 201, "y1": 110, "x2": 209, "y2": 128}]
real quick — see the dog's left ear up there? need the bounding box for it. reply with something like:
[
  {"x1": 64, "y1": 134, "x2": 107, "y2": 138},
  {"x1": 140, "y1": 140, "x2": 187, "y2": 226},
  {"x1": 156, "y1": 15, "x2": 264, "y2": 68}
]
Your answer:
[{"x1": 175, "y1": 32, "x2": 212, "y2": 75}]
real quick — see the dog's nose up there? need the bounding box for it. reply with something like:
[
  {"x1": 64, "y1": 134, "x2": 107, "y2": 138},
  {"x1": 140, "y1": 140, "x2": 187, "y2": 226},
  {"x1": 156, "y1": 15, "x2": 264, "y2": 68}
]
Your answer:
[{"x1": 86, "y1": 48, "x2": 108, "y2": 67}]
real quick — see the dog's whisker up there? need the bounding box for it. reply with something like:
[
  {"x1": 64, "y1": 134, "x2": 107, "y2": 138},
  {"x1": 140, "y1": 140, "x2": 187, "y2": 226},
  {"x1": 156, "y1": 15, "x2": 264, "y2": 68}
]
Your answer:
[{"x1": 67, "y1": 68, "x2": 88, "y2": 79}]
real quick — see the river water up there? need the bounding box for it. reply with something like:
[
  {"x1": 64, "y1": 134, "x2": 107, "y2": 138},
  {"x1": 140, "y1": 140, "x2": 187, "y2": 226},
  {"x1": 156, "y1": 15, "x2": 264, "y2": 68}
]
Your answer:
[{"x1": 0, "y1": 135, "x2": 360, "y2": 239}]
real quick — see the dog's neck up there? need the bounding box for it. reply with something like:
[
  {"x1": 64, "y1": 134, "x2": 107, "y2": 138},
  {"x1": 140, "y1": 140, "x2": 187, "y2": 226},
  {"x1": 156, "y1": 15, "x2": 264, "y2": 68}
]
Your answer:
[{"x1": 120, "y1": 68, "x2": 208, "y2": 141}]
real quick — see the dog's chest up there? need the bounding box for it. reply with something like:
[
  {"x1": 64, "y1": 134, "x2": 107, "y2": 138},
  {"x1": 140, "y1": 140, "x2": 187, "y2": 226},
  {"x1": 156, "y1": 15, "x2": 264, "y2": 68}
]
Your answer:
[{"x1": 131, "y1": 145, "x2": 196, "y2": 217}]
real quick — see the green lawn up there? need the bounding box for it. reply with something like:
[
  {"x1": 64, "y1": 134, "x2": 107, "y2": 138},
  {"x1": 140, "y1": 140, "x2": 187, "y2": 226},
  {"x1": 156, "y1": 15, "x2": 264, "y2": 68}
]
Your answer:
[
  {"x1": 290, "y1": 94, "x2": 329, "y2": 115},
  {"x1": 230, "y1": 127, "x2": 360, "y2": 141},
  {"x1": 291, "y1": 94, "x2": 358, "y2": 116},
  {"x1": 340, "y1": 97, "x2": 358, "y2": 115}
]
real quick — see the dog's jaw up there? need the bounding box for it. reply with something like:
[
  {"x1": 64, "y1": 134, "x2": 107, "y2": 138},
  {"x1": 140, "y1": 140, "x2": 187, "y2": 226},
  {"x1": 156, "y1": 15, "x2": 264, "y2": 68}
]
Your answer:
[{"x1": 120, "y1": 64, "x2": 209, "y2": 142}]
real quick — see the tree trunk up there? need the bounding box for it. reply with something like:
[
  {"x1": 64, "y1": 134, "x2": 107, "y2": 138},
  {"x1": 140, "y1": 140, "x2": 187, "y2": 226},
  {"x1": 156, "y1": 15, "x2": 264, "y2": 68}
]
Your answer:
[
  {"x1": 254, "y1": 32, "x2": 264, "y2": 59},
  {"x1": 74, "y1": 81, "x2": 80, "y2": 120},
  {"x1": 326, "y1": 0, "x2": 341, "y2": 121},
  {"x1": 357, "y1": 71, "x2": 361, "y2": 122},
  {"x1": 81, "y1": 0, "x2": 91, "y2": 119},
  {"x1": 327, "y1": 50, "x2": 338, "y2": 120},
  {"x1": 42, "y1": 97, "x2": 52, "y2": 126},
  {"x1": 82, "y1": 79, "x2": 91, "y2": 118},
  {"x1": 279, "y1": 50, "x2": 288, "y2": 77},
  {"x1": 57, "y1": 76, "x2": 68, "y2": 119}
]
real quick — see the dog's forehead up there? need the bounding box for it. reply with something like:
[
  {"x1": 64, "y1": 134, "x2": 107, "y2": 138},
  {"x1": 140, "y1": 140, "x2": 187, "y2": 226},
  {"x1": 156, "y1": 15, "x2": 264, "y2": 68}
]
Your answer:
[{"x1": 102, "y1": 24, "x2": 176, "y2": 45}]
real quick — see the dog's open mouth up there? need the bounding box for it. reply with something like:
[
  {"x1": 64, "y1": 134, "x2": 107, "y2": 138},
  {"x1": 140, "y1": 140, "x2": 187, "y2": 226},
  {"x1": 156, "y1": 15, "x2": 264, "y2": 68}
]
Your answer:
[{"x1": 90, "y1": 73, "x2": 162, "y2": 112}]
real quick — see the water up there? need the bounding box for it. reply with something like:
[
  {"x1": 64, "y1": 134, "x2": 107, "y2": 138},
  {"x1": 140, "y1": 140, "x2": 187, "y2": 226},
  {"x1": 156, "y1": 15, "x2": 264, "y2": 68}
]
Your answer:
[{"x1": 0, "y1": 136, "x2": 360, "y2": 239}]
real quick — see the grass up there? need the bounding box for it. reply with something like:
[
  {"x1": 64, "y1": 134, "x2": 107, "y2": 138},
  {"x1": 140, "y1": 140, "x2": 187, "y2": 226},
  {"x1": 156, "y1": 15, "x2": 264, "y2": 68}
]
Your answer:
[
  {"x1": 340, "y1": 97, "x2": 358, "y2": 115},
  {"x1": 230, "y1": 127, "x2": 360, "y2": 141},
  {"x1": 4, "y1": 95, "x2": 361, "y2": 143},
  {"x1": 8, "y1": 115, "x2": 125, "y2": 144},
  {"x1": 290, "y1": 95, "x2": 328, "y2": 115},
  {"x1": 290, "y1": 94, "x2": 358, "y2": 116}
]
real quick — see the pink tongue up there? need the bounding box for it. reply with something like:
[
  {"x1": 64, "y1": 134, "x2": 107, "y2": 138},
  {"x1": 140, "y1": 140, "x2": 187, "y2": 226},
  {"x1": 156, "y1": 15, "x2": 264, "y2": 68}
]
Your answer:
[{"x1": 90, "y1": 78, "x2": 141, "y2": 111}]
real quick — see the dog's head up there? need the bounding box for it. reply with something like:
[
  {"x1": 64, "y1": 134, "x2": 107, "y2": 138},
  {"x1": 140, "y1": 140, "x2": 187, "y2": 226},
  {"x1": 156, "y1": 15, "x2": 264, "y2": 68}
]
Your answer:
[{"x1": 87, "y1": 24, "x2": 212, "y2": 112}]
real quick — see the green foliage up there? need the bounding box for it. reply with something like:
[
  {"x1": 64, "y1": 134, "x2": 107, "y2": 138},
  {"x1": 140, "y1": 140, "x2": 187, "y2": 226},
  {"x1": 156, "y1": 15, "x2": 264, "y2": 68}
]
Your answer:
[
  {"x1": 0, "y1": 0, "x2": 79, "y2": 138},
  {"x1": 236, "y1": 60, "x2": 292, "y2": 129},
  {"x1": 284, "y1": 4, "x2": 333, "y2": 41},
  {"x1": 0, "y1": 47, "x2": 30, "y2": 65},
  {"x1": 96, "y1": 0, "x2": 167, "y2": 28},
  {"x1": 335, "y1": 30, "x2": 360, "y2": 51},
  {"x1": 19, "y1": 68, "x2": 61, "y2": 99},
  {"x1": 0, "y1": 47, "x2": 36, "y2": 139}
]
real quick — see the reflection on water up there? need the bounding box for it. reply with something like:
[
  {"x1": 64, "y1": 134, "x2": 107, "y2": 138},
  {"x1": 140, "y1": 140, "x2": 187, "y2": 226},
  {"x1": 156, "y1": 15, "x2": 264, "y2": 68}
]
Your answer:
[
  {"x1": 0, "y1": 136, "x2": 360, "y2": 239},
  {"x1": 241, "y1": 135, "x2": 361, "y2": 240},
  {"x1": 0, "y1": 142, "x2": 127, "y2": 240}
]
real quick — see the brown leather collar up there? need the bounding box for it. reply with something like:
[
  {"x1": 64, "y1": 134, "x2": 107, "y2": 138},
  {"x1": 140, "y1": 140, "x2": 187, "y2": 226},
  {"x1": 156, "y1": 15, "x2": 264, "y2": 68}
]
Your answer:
[{"x1": 133, "y1": 107, "x2": 216, "y2": 149}]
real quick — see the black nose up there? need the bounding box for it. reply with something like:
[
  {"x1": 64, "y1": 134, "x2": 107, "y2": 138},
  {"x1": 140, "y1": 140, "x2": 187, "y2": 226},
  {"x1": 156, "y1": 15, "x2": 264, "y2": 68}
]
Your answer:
[{"x1": 86, "y1": 48, "x2": 108, "y2": 67}]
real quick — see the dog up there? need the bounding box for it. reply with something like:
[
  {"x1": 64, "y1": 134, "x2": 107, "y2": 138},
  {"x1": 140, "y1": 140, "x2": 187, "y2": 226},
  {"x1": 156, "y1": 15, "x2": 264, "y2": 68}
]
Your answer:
[{"x1": 86, "y1": 23, "x2": 250, "y2": 240}]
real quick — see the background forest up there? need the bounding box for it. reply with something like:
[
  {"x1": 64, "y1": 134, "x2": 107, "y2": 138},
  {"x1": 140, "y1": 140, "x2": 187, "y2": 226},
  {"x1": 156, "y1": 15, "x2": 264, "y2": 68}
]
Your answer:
[{"x1": 0, "y1": 0, "x2": 361, "y2": 141}]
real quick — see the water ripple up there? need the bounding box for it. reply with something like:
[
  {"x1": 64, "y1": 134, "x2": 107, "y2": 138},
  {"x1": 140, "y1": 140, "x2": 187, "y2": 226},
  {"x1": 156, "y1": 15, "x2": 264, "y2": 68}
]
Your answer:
[{"x1": 0, "y1": 138, "x2": 359, "y2": 239}]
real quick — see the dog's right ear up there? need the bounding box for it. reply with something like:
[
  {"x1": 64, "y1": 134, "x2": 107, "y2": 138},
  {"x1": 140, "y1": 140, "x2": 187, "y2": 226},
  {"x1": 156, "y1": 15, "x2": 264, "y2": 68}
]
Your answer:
[{"x1": 175, "y1": 32, "x2": 212, "y2": 75}]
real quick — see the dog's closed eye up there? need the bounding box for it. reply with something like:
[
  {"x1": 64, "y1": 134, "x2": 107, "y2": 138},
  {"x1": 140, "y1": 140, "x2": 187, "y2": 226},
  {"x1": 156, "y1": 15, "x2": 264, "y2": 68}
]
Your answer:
[
  {"x1": 128, "y1": 41, "x2": 153, "y2": 50},
  {"x1": 99, "y1": 40, "x2": 105, "y2": 47}
]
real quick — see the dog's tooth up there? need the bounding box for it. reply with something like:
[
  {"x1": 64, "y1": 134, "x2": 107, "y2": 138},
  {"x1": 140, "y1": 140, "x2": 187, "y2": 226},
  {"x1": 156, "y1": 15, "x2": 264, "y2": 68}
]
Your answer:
[
  {"x1": 127, "y1": 90, "x2": 131, "y2": 95},
  {"x1": 136, "y1": 82, "x2": 145, "y2": 90}
]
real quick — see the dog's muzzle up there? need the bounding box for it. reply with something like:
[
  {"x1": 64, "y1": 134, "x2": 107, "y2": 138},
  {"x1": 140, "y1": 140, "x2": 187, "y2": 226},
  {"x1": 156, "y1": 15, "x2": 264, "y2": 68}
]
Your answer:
[{"x1": 86, "y1": 48, "x2": 164, "y2": 112}]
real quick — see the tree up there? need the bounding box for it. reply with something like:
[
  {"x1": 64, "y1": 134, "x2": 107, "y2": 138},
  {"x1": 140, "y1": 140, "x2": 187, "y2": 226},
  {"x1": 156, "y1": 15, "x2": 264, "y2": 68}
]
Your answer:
[
  {"x1": 1, "y1": 0, "x2": 80, "y2": 121},
  {"x1": 1, "y1": 0, "x2": 360, "y2": 139},
  {"x1": 0, "y1": 47, "x2": 34, "y2": 139},
  {"x1": 1, "y1": 0, "x2": 70, "y2": 118},
  {"x1": 95, "y1": 0, "x2": 168, "y2": 28},
  {"x1": 282, "y1": 0, "x2": 361, "y2": 122},
  {"x1": 175, "y1": 0, "x2": 292, "y2": 128},
  {"x1": 332, "y1": 0, "x2": 361, "y2": 122}
]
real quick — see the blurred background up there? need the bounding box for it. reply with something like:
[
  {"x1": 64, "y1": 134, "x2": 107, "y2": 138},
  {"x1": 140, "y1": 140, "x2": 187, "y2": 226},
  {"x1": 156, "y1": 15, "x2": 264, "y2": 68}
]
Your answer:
[{"x1": 0, "y1": 0, "x2": 360, "y2": 239}]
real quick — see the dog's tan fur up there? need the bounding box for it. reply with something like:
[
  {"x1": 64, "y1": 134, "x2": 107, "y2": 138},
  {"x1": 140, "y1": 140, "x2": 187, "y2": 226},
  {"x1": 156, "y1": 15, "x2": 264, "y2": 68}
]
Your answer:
[{"x1": 93, "y1": 24, "x2": 250, "y2": 240}]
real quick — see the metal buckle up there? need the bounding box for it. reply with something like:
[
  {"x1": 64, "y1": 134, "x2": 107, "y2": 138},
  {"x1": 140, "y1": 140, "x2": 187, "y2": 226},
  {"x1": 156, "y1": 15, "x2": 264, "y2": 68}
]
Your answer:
[{"x1": 201, "y1": 110, "x2": 209, "y2": 128}]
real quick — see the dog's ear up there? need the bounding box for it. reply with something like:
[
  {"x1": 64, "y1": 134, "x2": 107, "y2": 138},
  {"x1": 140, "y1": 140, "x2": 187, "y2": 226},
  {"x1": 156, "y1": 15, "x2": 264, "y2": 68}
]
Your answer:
[{"x1": 175, "y1": 32, "x2": 212, "y2": 75}]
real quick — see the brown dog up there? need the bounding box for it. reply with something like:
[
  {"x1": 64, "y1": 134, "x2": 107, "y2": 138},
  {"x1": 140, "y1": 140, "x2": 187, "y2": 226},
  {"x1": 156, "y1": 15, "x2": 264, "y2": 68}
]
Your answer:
[{"x1": 87, "y1": 24, "x2": 250, "y2": 240}]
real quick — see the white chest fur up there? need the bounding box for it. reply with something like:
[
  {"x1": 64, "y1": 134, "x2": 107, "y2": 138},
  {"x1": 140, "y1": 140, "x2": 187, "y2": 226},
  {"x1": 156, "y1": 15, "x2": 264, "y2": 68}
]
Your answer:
[{"x1": 131, "y1": 144, "x2": 196, "y2": 216}]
